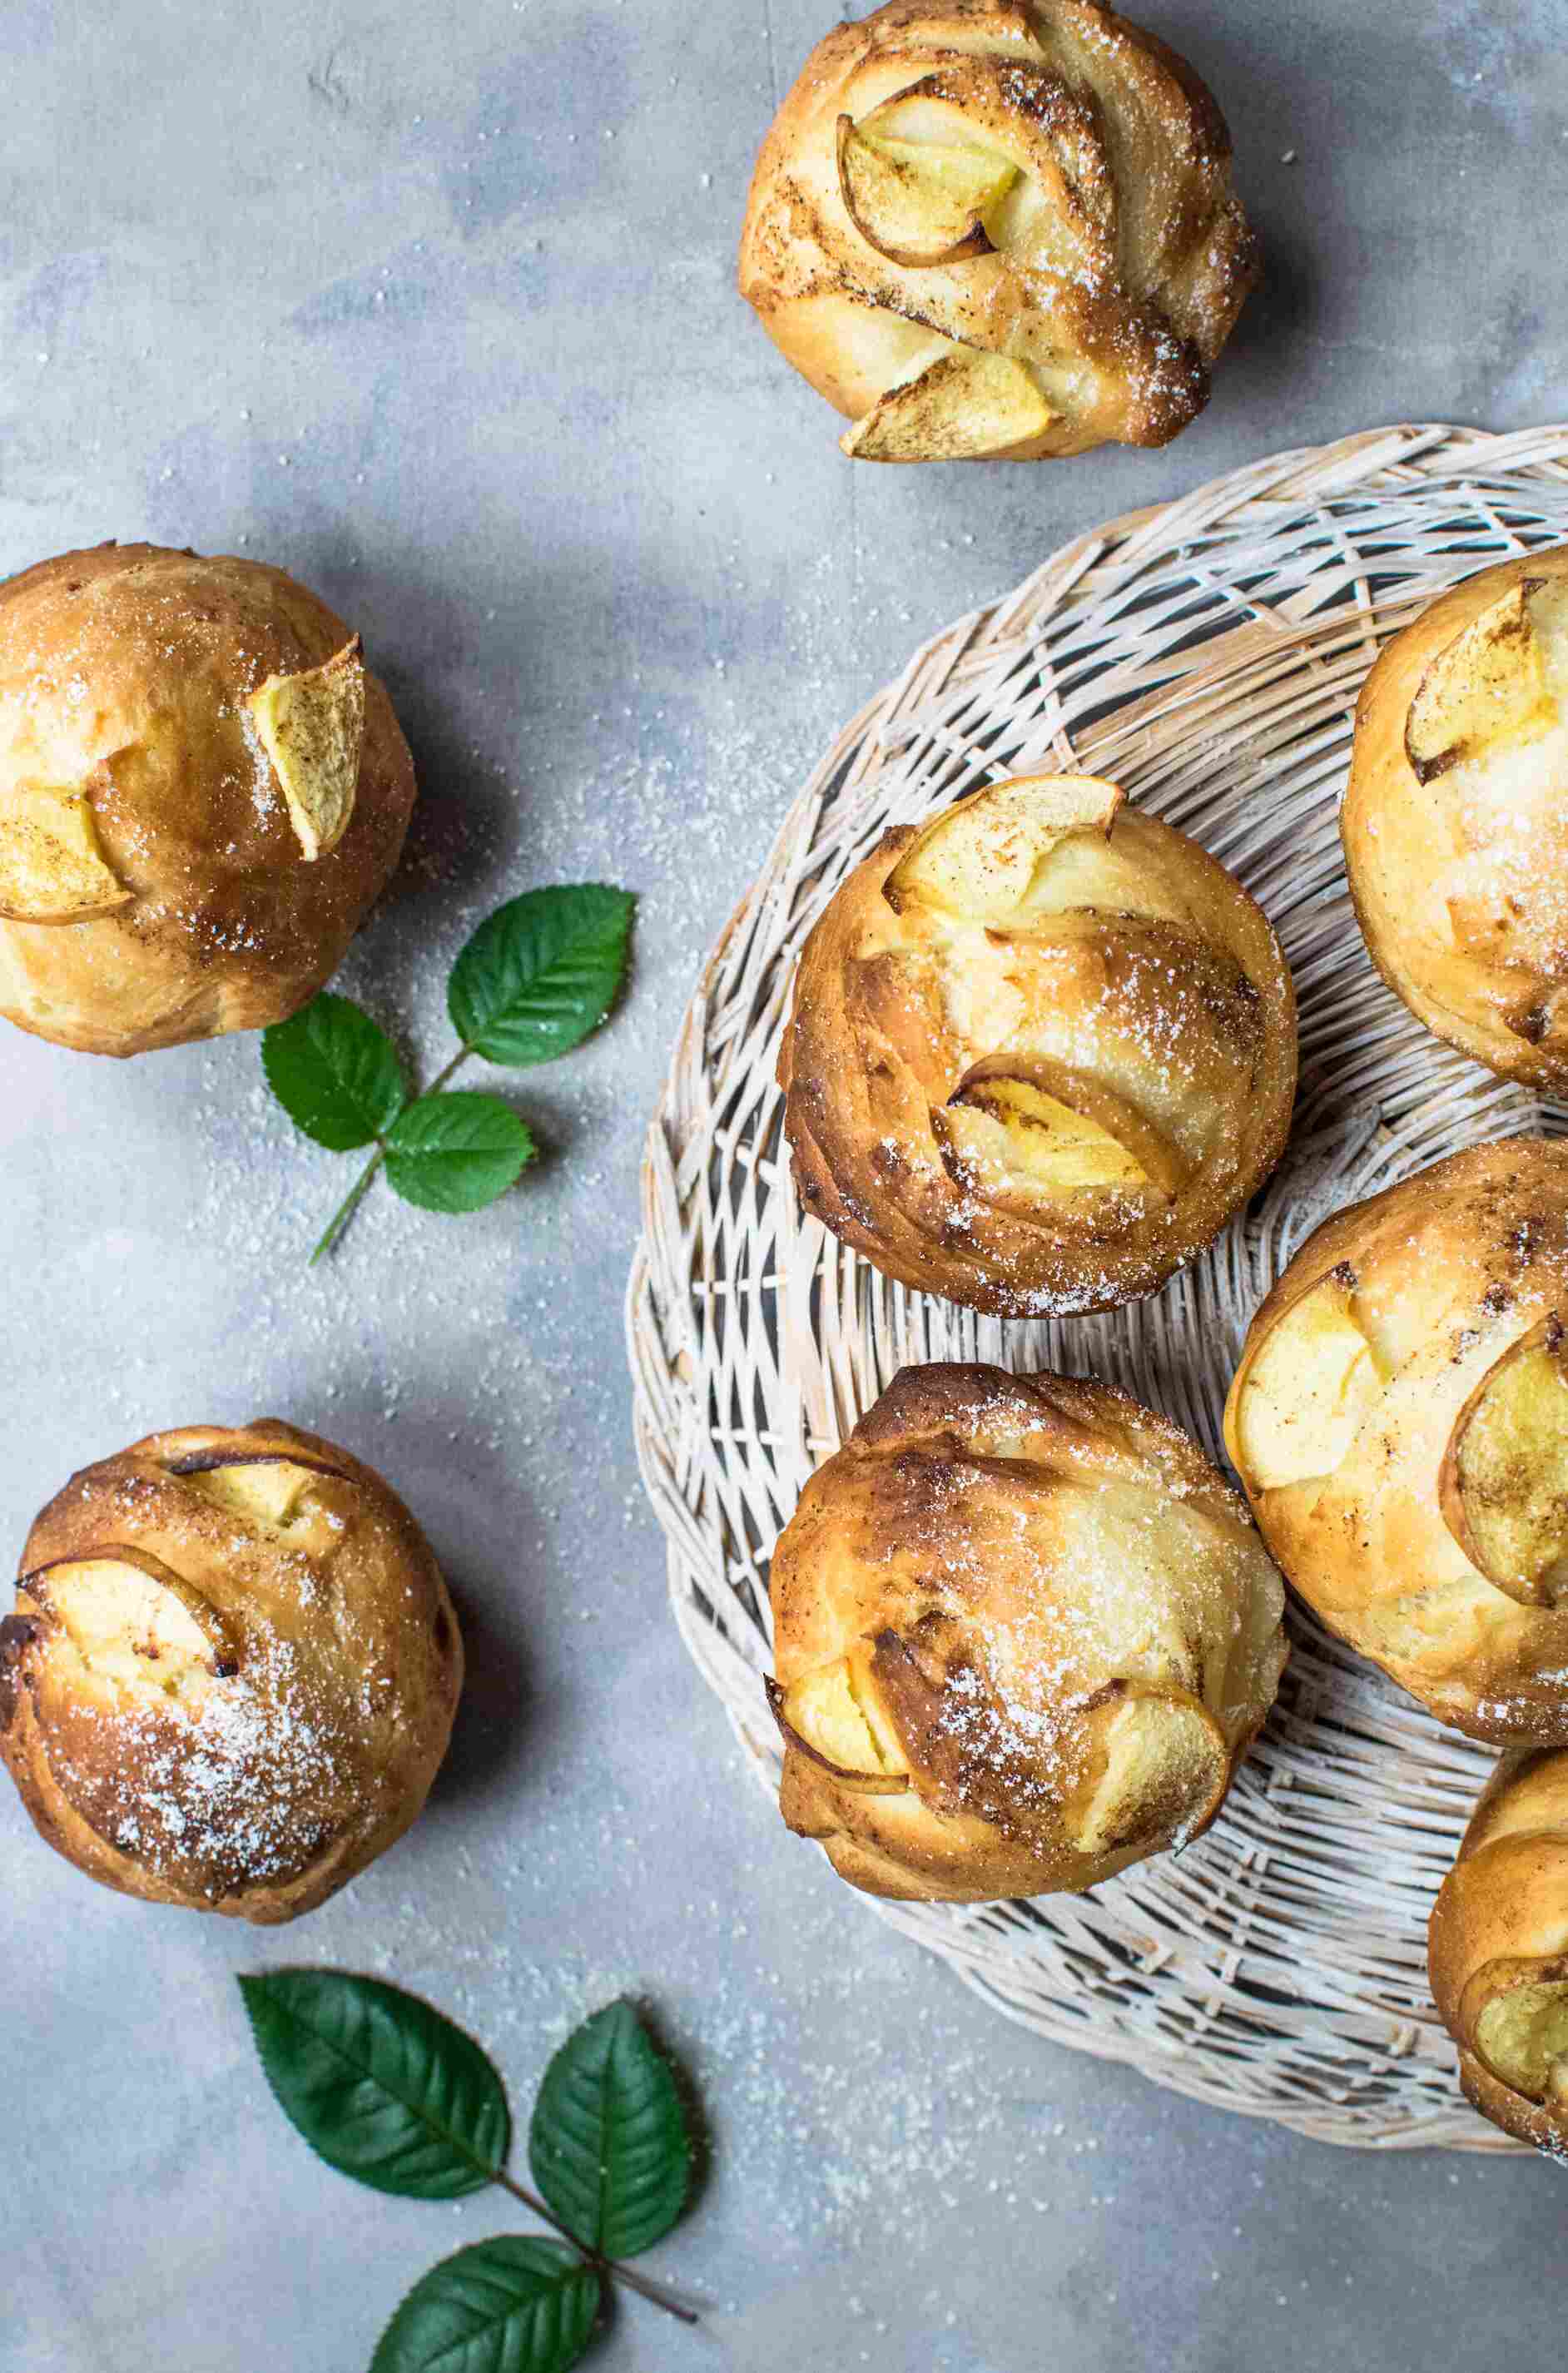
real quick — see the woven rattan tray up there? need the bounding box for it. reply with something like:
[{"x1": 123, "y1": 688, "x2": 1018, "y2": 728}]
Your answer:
[{"x1": 628, "y1": 422, "x2": 1568, "y2": 2149}]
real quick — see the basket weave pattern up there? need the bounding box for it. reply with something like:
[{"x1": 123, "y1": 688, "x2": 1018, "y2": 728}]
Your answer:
[{"x1": 628, "y1": 424, "x2": 1568, "y2": 2148}]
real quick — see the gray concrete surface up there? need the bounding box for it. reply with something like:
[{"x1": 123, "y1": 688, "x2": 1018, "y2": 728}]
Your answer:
[{"x1": 2, "y1": 2, "x2": 1566, "y2": 2368}]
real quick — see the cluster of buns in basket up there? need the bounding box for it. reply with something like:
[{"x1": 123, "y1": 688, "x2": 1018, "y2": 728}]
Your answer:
[
  {"x1": 763, "y1": 538, "x2": 1568, "y2": 2161},
  {"x1": 732, "y1": 0, "x2": 1568, "y2": 2155}
]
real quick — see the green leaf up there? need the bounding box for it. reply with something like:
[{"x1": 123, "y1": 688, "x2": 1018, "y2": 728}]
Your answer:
[
  {"x1": 528, "y1": 2001, "x2": 692, "y2": 2260},
  {"x1": 370, "y1": 2240, "x2": 600, "y2": 2373},
  {"x1": 237, "y1": 1970, "x2": 509, "y2": 2199},
  {"x1": 262, "y1": 994, "x2": 407, "y2": 1151},
  {"x1": 448, "y1": 885, "x2": 634, "y2": 1068},
  {"x1": 383, "y1": 1092, "x2": 534, "y2": 1214}
]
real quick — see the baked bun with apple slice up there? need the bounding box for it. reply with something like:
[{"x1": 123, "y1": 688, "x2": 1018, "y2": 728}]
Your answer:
[
  {"x1": 0, "y1": 1420, "x2": 461, "y2": 1922},
  {"x1": 1224, "y1": 1137, "x2": 1568, "y2": 1744},
  {"x1": 1343, "y1": 546, "x2": 1568, "y2": 1084},
  {"x1": 767, "y1": 1363, "x2": 1288, "y2": 1902},
  {"x1": 737, "y1": 0, "x2": 1259, "y2": 462},
  {"x1": 0, "y1": 542, "x2": 416, "y2": 1055},
  {"x1": 1430, "y1": 1747, "x2": 1568, "y2": 2160},
  {"x1": 778, "y1": 772, "x2": 1296, "y2": 1315}
]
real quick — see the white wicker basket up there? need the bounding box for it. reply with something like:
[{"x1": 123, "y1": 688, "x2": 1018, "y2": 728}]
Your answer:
[{"x1": 628, "y1": 423, "x2": 1568, "y2": 2149}]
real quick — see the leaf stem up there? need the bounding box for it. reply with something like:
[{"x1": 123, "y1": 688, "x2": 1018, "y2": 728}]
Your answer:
[
  {"x1": 427, "y1": 1045, "x2": 473, "y2": 1097},
  {"x1": 309, "y1": 1146, "x2": 387, "y2": 1265},
  {"x1": 488, "y1": 2166, "x2": 700, "y2": 2327},
  {"x1": 308, "y1": 1053, "x2": 473, "y2": 1266}
]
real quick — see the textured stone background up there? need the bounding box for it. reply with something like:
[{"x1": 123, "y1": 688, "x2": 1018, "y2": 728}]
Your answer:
[{"x1": 2, "y1": 2, "x2": 1566, "y2": 2367}]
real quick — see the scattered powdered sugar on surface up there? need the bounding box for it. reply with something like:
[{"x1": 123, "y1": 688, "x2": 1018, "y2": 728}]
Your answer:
[
  {"x1": 320, "y1": 1760, "x2": 1110, "y2": 2266},
  {"x1": 0, "y1": 473, "x2": 1320, "y2": 2306},
  {"x1": 112, "y1": 542, "x2": 935, "y2": 1460},
  {"x1": 4, "y1": 549, "x2": 923, "y2": 1940}
]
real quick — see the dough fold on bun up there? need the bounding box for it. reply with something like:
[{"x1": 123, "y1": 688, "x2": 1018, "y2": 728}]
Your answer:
[{"x1": 769, "y1": 1363, "x2": 1288, "y2": 1902}]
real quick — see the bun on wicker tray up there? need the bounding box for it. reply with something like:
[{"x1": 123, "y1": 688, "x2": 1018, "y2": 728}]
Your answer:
[
  {"x1": 1430, "y1": 1746, "x2": 1568, "y2": 2160},
  {"x1": 1343, "y1": 545, "x2": 1568, "y2": 1085},
  {"x1": 1225, "y1": 1137, "x2": 1568, "y2": 1745},
  {"x1": 778, "y1": 772, "x2": 1296, "y2": 1315},
  {"x1": 767, "y1": 1362, "x2": 1288, "y2": 1903}
]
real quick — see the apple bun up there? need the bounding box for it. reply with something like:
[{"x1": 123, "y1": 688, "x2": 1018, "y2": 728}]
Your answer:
[
  {"x1": 737, "y1": 0, "x2": 1260, "y2": 462},
  {"x1": 0, "y1": 542, "x2": 416, "y2": 1055},
  {"x1": 0, "y1": 1420, "x2": 462, "y2": 1922},
  {"x1": 1429, "y1": 1747, "x2": 1568, "y2": 2160},
  {"x1": 1224, "y1": 1138, "x2": 1568, "y2": 1744},
  {"x1": 778, "y1": 773, "x2": 1297, "y2": 1315},
  {"x1": 1343, "y1": 546, "x2": 1568, "y2": 1085},
  {"x1": 767, "y1": 1362, "x2": 1288, "y2": 1903}
]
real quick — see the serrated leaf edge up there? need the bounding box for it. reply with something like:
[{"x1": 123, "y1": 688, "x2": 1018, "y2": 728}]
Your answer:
[
  {"x1": 448, "y1": 884, "x2": 635, "y2": 1070},
  {"x1": 261, "y1": 993, "x2": 407, "y2": 1149},
  {"x1": 528, "y1": 2001, "x2": 692, "y2": 2259},
  {"x1": 380, "y1": 1095, "x2": 534, "y2": 1218},
  {"x1": 237, "y1": 1972, "x2": 508, "y2": 2197},
  {"x1": 368, "y1": 2238, "x2": 601, "y2": 2373}
]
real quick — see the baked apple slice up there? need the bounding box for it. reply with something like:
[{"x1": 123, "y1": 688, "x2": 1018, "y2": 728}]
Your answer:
[
  {"x1": 20, "y1": 1549, "x2": 236, "y2": 1693},
  {"x1": 939, "y1": 1060, "x2": 1183, "y2": 1207},
  {"x1": 1441, "y1": 1315, "x2": 1568, "y2": 1605},
  {"x1": 1471, "y1": 1964, "x2": 1568, "y2": 2105},
  {"x1": 249, "y1": 636, "x2": 365, "y2": 861},
  {"x1": 1070, "y1": 1685, "x2": 1229, "y2": 1859},
  {"x1": 767, "y1": 1654, "x2": 910, "y2": 1794},
  {"x1": 836, "y1": 112, "x2": 1016, "y2": 268},
  {"x1": 167, "y1": 1446, "x2": 348, "y2": 1531},
  {"x1": 841, "y1": 348, "x2": 1055, "y2": 462},
  {"x1": 856, "y1": 59, "x2": 1112, "y2": 280},
  {"x1": 1406, "y1": 578, "x2": 1568, "y2": 782},
  {"x1": 886, "y1": 774, "x2": 1123, "y2": 922},
  {"x1": 1225, "y1": 1268, "x2": 1387, "y2": 1492},
  {"x1": 0, "y1": 775, "x2": 131, "y2": 923}
]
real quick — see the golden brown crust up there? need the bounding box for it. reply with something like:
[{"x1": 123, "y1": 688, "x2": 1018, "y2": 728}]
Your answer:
[
  {"x1": 0, "y1": 1420, "x2": 462, "y2": 1922},
  {"x1": 1429, "y1": 1748, "x2": 1568, "y2": 2160},
  {"x1": 737, "y1": 0, "x2": 1260, "y2": 462},
  {"x1": 778, "y1": 781, "x2": 1296, "y2": 1315},
  {"x1": 1224, "y1": 1139, "x2": 1568, "y2": 1744},
  {"x1": 1343, "y1": 546, "x2": 1568, "y2": 1086},
  {"x1": 1452, "y1": 2049, "x2": 1568, "y2": 2158},
  {"x1": 769, "y1": 1362, "x2": 1288, "y2": 1902},
  {"x1": 0, "y1": 544, "x2": 415, "y2": 1055}
]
